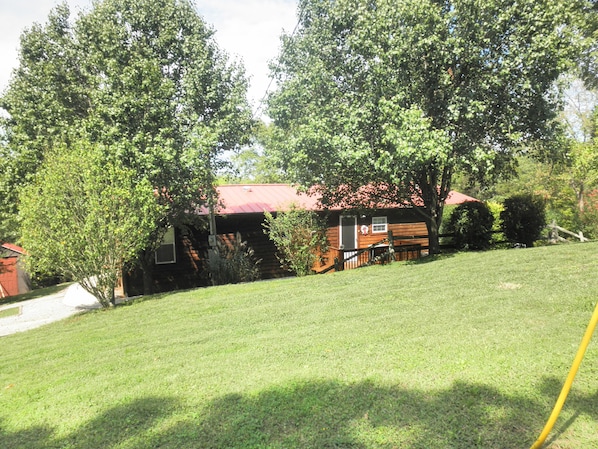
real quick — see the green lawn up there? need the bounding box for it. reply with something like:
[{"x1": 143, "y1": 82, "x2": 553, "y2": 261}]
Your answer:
[
  {"x1": 0, "y1": 283, "x2": 71, "y2": 307},
  {"x1": 0, "y1": 306, "x2": 20, "y2": 319},
  {"x1": 1, "y1": 243, "x2": 598, "y2": 448}
]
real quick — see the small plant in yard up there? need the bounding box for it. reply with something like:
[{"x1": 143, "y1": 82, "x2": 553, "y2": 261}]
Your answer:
[
  {"x1": 500, "y1": 194, "x2": 546, "y2": 247},
  {"x1": 263, "y1": 204, "x2": 329, "y2": 276},
  {"x1": 208, "y1": 232, "x2": 261, "y2": 285}
]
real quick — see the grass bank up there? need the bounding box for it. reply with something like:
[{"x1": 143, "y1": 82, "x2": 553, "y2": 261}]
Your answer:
[{"x1": 1, "y1": 243, "x2": 598, "y2": 448}]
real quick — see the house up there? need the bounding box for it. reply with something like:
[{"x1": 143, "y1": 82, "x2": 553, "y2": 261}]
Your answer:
[
  {"x1": 123, "y1": 184, "x2": 477, "y2": 295},
  {"x1": 0, "y1": 243, "x2": 31, "y2": 298}
]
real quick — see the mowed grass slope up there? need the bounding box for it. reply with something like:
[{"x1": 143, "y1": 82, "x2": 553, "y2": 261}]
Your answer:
[{"x1": 1, "y1": 243, "x2": 598, "y2": 448}]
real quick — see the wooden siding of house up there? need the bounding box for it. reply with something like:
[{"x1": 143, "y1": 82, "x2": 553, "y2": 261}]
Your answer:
[
  {"x1": 123, "y1": 208, "x2": 431, "y2": 296},
  {"x1": 124, "y1": 228, "x2": 209, "y2": 296},
  {"x1": 124, "y1": 214, "x2": 290, "y2": 296},
  {"x1": 214, "y1": 214, "x2": 288, "y2": 279},
  {"x1": 316, "y1": 210, "x2": 428, "y2": 272}
]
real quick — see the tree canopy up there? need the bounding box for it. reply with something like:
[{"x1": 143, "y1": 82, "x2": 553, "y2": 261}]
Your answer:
[
  {"x1": 20, "y1": 141, "x2": 163, "y2": 307},
  {"x1": 1, "y1": 0, "x2": 252, "y2": 290},
  {"x1": 267, "y1": 0, "x2": 586, "y2": 253}
]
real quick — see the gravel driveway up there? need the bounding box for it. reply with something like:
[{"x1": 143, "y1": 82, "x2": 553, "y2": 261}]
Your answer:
[{"x1": 0, "y1": 285, "x2": 101, "y2": 337}]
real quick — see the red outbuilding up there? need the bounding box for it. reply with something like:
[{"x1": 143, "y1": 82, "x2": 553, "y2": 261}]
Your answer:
[{"x1": 0, "y1": 243, "x2": 31, "y2": 298}]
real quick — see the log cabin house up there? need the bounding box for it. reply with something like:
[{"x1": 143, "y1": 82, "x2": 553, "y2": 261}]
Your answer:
[{"x1": 123, "y1": 184, "x2": 477, "y2": 295}]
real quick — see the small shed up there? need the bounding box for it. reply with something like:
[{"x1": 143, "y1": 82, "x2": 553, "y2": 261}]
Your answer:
[{"x1": 0, "y1": 243, "x2": 31, "y2": 298}]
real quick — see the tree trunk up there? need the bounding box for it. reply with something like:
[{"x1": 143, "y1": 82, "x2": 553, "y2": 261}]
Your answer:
[
  {"x1": 427, "y1": 215, "x2": 441, "y2": 255},
  {"x1": 419, "y1": 178, "x2": 445, "y2": 256},
  {"x1": 140, "y1": 249, "x2": 154, "y2": 295},
  {"x1": 577, "y1": 183, "x2": 585, "y2": 213}
]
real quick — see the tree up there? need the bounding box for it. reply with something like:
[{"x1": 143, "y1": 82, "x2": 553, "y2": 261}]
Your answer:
[
  {"x1": 1, "y1": 0, "x2": 252, "y2": 292},
  {"x1": 267, "y1": 0, "x2": 584, "y2": 253},
  {"x1": 0, "y1": 4, "x2": 85, "y2": 245},
  {"x1": 263, "y1": 205, "x2": 329, "y2": 276},
  {"x1": 20, "y1": 141, "x2": 163, "y2": 307},
  {"x1": 224, "y1": 122, "x2": 289, "y2": 184},
  {"x1": 576, "y1": 0, "x2": 598, "y2": 89}
]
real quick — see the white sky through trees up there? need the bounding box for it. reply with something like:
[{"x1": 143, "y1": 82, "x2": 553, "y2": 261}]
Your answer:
[{"x1": 0, "y1": 0, "x2": 298, "y2": 117}]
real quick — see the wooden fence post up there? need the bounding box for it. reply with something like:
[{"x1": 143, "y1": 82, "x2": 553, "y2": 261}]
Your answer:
[{"x1": 334, "y1": 252, "x2": 344, "y2": 271}]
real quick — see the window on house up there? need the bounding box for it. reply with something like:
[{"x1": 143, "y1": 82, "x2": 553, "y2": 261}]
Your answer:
[
  {"x1": 372, "y1": 216, "x2": 388, "y2": 233},
  {"x1": 155, "y1": 227, "x2": 176, "y2": 264}
]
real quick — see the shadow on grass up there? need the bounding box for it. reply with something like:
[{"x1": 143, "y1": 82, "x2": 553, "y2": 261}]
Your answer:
[
  {"x1": 3, "y1": 379, "x2": 597, "y2": 448},
  {"x1": 407, "y1": 252, "x2": 455, "y2": 265},
  {"x1": 0, "y1": 397, "x2": 179, "y2": 449},
  {"x1": 184, "y1": 380, "x2": 546, "y2": 449}
]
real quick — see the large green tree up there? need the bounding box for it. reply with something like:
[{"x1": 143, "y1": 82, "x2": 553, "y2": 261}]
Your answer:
[
  {"x1": 267, "y1": 0, "x2": 584, "y2": 253},
  {"x1": 577, "y1": 0, "x2": 598, "y2": 88},
  {"x1": 1, "y1": 0, "x2": 252, "y2": 291},
  {"x1": 20, "y1": 141, "x2": 163, "y2": 307}
]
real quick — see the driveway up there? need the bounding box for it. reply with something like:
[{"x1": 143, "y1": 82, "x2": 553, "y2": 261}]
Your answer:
[{"x1": 0, "y1": 284, "x2": 101, "y2": 337}]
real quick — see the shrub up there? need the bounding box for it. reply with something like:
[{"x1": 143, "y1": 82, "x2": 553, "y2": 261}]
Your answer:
[
  {"x1": 208, "y1": 232, "x2": 261, "y2": 286},
  {"x1": 579, "y1": 193, "x2": 598, "y2": 240},
  {"x1": 486, "y1": 201, "x2": 505, "y2": 245},
  {"x1": 446, "y1": 201, "x2": 494, "y2": 250},
  {"x1": 500, "y1": 194, "x2": 546, "y2": 247},
  {"x1": 263, "y1": 205, "x2": 329, "y2": 276}
]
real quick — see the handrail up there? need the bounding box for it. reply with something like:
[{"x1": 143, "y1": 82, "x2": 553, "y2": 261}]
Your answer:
[
  {"x1": 317, "y1": 237, "x2": 389, "y2": 274},
  {"x1": 317, "y1": 231, "x2": 426, "y2": 274}
]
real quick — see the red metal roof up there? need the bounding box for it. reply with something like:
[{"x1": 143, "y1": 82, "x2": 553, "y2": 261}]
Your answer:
[
  {"x1": 445, "y1": 190, "x2": 478, "y2": 205},
  {"x1": 210, "y1": 184, "x2": 320, "y2": 215},
  {"x1": 206, "y1": 184, "x2": 477, "y2": 215},
  {"x1": 1, "y1": 243, "x2": 26, "y2": 256}
]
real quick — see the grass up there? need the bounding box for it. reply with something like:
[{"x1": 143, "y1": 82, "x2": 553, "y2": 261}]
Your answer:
[
  {"x1": 1, "y1": 243, "x2": 598, "y2": 448},
  {"x1": 0, "y1": 282, "x2": 71, "y2": 307},
  {"x1": 0, "y1": 306, "x2": 20, "y2": 319}
]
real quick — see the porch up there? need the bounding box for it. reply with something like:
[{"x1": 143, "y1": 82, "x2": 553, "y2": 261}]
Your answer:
[{"x1": 319, "y1": 231, "x2": 424, "y2": 273}]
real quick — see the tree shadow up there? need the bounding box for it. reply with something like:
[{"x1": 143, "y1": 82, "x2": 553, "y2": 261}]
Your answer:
[
  {"x1": 148, "y1": 380, "x2": 567, "y2": 449},
  {"x1": 407, "y1": 252, "x2": 455, "y2": 265},
  {"x1": 3, "y1": 378, "x2": 597, "y2": 448},
  {"x1": 1, "y1": 396, "x2": 179, "y2": 449}
]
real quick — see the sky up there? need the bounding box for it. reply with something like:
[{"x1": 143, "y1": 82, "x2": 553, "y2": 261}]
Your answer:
[{"x1": 0, "y1": 0, "x2": 299, "y2": 118}]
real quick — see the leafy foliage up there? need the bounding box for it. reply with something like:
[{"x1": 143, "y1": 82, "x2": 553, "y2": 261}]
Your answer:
[
  {"x1": 263, "y1": 205, "x2": 329, "y2": 276},
  {"x1": 446, "y1": 201, "x2": 495, "y2": 251},
  {"x1": 579, "y1": 193, "x2": 598, "y2": 238},
  {"x1": 267, "y1": 0, "x2": 583, "y2": 253},
  {"x1": 208, "y1": 232, "x2": 261, "y2": 286},
  {"x1": 19, "y1": 141, "x2": 163, "y2": 307},
  {"x1": 576, "y1": 0, "x2": 598, "y2": 89},
  {"x1": 0, "y1": 0, "x2": 252, "y2": 290},
  {"x1": 223, "y1": 122, "x2": 289, "y2": 184},
  {"x1": 500, "y1": 194, "x2": 547, "y2": 247},
  {"x1": 472, "y1": 102, "x2": 598, "y2": 238}
]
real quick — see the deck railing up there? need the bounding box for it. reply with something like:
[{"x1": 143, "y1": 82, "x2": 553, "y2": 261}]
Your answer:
[{"x1": 318, "y1": 231, "x2": 423, "y2": 274}]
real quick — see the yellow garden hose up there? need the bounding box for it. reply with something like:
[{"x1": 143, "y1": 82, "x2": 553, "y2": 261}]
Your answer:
[{"x1": 530, "y1": 299, "x2": 598, "y2": 449}]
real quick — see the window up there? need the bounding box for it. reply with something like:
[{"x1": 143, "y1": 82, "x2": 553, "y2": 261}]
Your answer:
[
  {"x1": 372, "y1": 216, "x2": 387, "y2": 233},
  {"x1": 155, "y1": 227, "x2": 176, "y2": 264}
]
